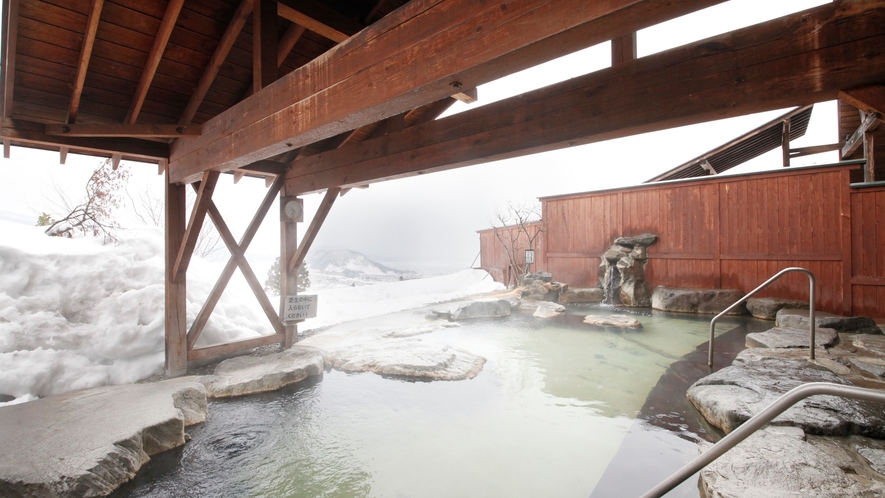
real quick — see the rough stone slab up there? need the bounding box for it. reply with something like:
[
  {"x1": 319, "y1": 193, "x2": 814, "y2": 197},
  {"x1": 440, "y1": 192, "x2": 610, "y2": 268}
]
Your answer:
[
  {"x1": 699, "y1": 427, "x2": 885, "y2": 497},
  {"x1": 849, "y1": 357, "x2": 885, "y2": 379},
  {"x1": 776, "y1": 309, "x2": 882, "y2": 334},
  {"x1": 651, "y1": 286, "x2": 745, "y2": 315},
  {"x1": 746, "y1": 297, "x2": 809, "y2": 320},
  {"x1": 200, "y1": 346, "x2": 326, "y2": 398},
  {"x1": 852, "y1": 334, "x2": 885, "y2": 356},
  {"x1": 687, "y1": 351, "x2": 885, "y2": 437},
  {"x1": 330, "y1": 338, "x2": 485, "y2": 381},
  {"x1": 532, "y1": 301, "x2": 565, "y2": 318},
  {"x1": 746, "y1": 326, "x2": 838, "y2": 349},
  {"x1": 0, "y1": 378, "x2": 207, "y2": 497},
  {"x1": 582, "y1": 314, "x2": 642, "y2": 328},
  {"x1": 559, "y1": 288, "x2": 604, "y2": 303},
  {"x1": 451, "y1": 299, "x2": 511, "y2": 320}
]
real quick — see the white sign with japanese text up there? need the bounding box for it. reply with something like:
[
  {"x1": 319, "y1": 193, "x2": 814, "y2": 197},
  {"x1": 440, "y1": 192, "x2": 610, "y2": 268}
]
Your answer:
[{"x1": 283, "y1": 295, "x2": 318, "y2": 321}]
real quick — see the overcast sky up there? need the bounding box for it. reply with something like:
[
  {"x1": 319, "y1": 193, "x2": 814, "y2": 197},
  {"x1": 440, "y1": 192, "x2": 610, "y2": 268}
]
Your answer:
[{"x1": 0, "y1": 0, "x2": 835, "y2": 272}]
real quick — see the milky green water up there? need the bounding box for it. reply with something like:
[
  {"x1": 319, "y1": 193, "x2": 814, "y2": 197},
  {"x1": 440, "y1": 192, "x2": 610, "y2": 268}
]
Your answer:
[{"x1": 115, "y1": 306, "x2": 747, "y2": 498}]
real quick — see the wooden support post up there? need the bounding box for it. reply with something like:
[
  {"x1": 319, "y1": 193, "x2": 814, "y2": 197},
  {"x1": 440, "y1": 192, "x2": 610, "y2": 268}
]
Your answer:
[
  {"x1": 2, "y1": 139, "x2": 9, "y2": 158},
  {"x1": 864, "y1": 131, "x2": 876, "y2": 182},
  {"x1": 288, "y1": 187, "x2": 340, "y2": 272},
  {"x1": 611, "y1": 32, "x2": 636, "y2": 66},
  {"x1": 165, "y1": 177, "x2": 188, "y2": 376},
  {"x1": 782, "y1": 118, "x2": 791, "y2": 167},
  {"x1": 280, "y1": 195, "x2": 299, "y2": 347},
  {"x1": 253, "y1": 0, "x2": 278, "y2": 93},
  {"x1": 59, "y1": 147, "x2": 68, "y2": 164},
  {"x1": 173, "y1": 170, "x2": 220, "y2": 281}
]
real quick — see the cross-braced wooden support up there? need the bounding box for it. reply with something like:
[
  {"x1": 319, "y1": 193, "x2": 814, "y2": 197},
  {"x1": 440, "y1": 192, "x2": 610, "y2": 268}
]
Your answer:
[{"x1": 164, "y1": 176, "x2": 187, "y2": 376}]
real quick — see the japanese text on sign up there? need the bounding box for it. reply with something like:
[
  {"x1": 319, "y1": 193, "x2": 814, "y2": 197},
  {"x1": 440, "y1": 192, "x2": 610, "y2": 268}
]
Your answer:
[{"x1": 283, "y1": 295, "x2": 318, "y2": 321}]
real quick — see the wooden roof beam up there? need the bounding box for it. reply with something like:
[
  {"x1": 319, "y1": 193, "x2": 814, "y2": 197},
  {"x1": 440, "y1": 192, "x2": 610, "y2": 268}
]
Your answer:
[
  {"x1": 278, "y1": 23, "x2": 306, "y2": 68},
  {"x1": 125, "y1": 0, "x2": 185, "y2": 124},
  {"x1": 839, "y1": 85, "x2": 885, "y2": 116},
  {"x1": 277, "y1": 0, "x2": 363, "y2": 43},
  {"x1": 170, "y1": 0, "x2": 727, "y2": 184},
  {"x1": 179, "y1": 0, "x2": 253, "y2": 126},
  {"x1": 283, "y1": 1, "x2": 885, "y2": 195},
  {"x1": 67, "y1": 0, "x2": 104, "y2": 124},
  {"x1": 45, "y1": 123, "x2": 200, "y2": 138},
  {"x1": 254, "y1": 0, "x2": 278, "y2": 93},
  {"x1": 2, "y1": 0, "x2": 19, "y2": 119}
]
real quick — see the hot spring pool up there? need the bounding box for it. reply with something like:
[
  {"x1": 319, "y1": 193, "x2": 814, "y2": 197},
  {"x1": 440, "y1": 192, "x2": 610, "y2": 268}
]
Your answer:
[{"x1": 113, "y1": 304, "x2": 770, "y2": 497}]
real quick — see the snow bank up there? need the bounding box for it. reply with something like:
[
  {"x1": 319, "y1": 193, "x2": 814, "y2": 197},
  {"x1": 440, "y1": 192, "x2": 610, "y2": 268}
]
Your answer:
[
  {"x1": 0, "y1": 221, "x2": 268, "y2": 401},
  {"x1": 303, "y1": 269, "x2": 503, "y2": 330},
  {"x1": 0, "y1": 220, "x2": 503, "y2": 404}
]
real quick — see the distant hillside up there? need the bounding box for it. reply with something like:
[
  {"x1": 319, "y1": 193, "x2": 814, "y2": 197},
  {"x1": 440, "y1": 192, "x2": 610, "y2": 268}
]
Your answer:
[{"x1": 306, "y1": 249, "x2": 411, "y2": 277}]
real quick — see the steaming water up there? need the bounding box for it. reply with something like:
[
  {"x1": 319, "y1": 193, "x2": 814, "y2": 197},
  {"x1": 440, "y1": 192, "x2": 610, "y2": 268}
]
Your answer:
[{"x1": 114, "y1": 306, "x2": 765, "y2": 497}]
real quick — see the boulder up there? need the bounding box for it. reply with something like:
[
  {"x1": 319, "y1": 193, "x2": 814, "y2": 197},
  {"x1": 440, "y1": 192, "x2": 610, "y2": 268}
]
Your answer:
[
  {"x1": 776, "y1": 309, "x2": 882, "y2": 334},
  {"x1": 201, "y1": 347, "x2": 326, "y2": 398},
  {"x1": 848, "y1": 357, "x2": 885, "y2": 379},
  {"x1": 745, "y1": 326, "x2": 839, "y2": 349},
  {"x1": 582, "y1": 314, "x2": 642, "y2": 328},
  {"x1": 329, "y1": 338, "x2": 485, "y2": 381},
  {"x1": 699, "y1": 427, "x2": 885, "y2": 497},
  {"x1": 532, "y1": 301, "x2": 565, "y2": 318},
  {"x1": 746, "y1": 296, "x2": 809, "y2": 320},
  {"x1": 451, "y1": 298, "x2": 511, "y2": 320},
  {"x1": 651, "y1": 286, "x2": 745, "y2": 315},
  {"x1": 559, "y1": 287, "x2": 604, "y2": 303},
  {"x1": 687, "y1": 351, "x2": 885, "y2": 437},
  {"x1": 598, "y1": 233, "x2": 659, "y2": 307},
  {"x1": 0, "y1": 378, "x2": 207, "y2": 497},
  {"x1": 852, "y1": 334, "x2": 885, "y2": 356}
]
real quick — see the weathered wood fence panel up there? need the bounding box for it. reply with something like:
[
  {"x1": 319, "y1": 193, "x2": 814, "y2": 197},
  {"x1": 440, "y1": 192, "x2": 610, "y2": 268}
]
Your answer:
[{"x1": 480, "y1": 164, "x2": 885, "y2": 316}]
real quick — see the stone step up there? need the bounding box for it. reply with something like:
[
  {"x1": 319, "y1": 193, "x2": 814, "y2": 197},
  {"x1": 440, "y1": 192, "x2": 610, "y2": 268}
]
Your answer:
[
  {"x1": 746, "y1": 326, "x2": 839, "y2": 349},
  {"x1": 776, "y1": 309, "x2": 882, "y2": 334}
]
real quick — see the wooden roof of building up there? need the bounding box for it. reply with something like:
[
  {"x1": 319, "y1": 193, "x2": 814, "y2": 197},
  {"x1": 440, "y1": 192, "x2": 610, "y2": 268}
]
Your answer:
[{"x1": 1, "y1": 0, "x2": 884, "y2": 192}]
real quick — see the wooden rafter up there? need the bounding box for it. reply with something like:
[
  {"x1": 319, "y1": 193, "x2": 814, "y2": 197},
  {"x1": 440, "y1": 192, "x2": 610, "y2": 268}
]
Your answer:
[
  {"x1": 186, "y1": 175, "x2": 285, "y2": 350},
  {"x1": 277, "y1": 0, "x2": 363, "y2": 43},
  {"x1": 254, "y1": 0, "x2": 278, "y2": 93},
  {"x1": 45, "y1": 123, "x2": 200, "y2": 138},
  {"x1": 67, "y1": 0, "x2": 104, "y2": 124},
  {"x1": 170, "y1": 0, "x2": 727, "y2": 183},
  {"x1": 283, "y1": 2, "x2": 885, "y2": 195},
  {"x1": 124, "y1": 0, "x2": 185, "y2": 124},
  {"x1": 278, "y1": 3, "x2": 347, "y2": 43},
  {"x1": 278, "y1": 23, "x2": 306, "y2": 67},
  {"x1": 179, "y1": 0, "x2": 253, "y2": 126},
  {"x1": 173, "y1": 170, "x2": 220, "y2": 282},
  {"x1": 839, "y1": 85, "x2": 885, "y2": 116},
  {"x1": 2, "y1": 0, "x2": 19, "y2": 119},
  {"x1": 287, "y1": 187, "x2": 340, "y2": 271}
]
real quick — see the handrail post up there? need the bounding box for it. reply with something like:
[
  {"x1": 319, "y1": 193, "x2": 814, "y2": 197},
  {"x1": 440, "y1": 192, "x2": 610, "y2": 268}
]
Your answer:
[{"x1": 708, "y1": 267, "x2": 816, "y2": 367}]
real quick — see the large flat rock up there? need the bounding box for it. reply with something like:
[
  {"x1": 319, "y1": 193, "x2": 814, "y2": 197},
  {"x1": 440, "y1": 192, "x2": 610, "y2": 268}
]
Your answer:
[
  {"x1": 746, "y1": 297, "x2": 809, "y2": 320},
  {"x1": 699, "y1": 427, "x2": 885, "y2": 497},
  {"x1": 746, "y1": 326, "x2": 838, "y2": 349},
  {"x1": 451, "y1": 298, "x2": 511, "y2": 320},
  {"x1": 329, "y1": 338, "x2": 485, "y2": 381},
  {"x1": 687, "y1": 351, "x2": 885, "y2": 437},
  {"x1": 582, "y1": 314, "x2": 642, "y2": 328},
  {"x1": 776, "y1": 309, "x2": 882, "y2": 334},
  {"x1": 0, "y1": 377, "x2": 207, "y2": 497},
  {"x1": 200, "y1": 346, "x2": 326, "y2": 398},
  {"x1": 651, "y1": 286, "x2": 745, "y2": 315}
]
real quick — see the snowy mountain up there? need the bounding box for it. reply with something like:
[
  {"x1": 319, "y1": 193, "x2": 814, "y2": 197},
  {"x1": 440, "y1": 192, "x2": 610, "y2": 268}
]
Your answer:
[{"x1": 306, "y1": 249, "x2": 411, "y2": 277}]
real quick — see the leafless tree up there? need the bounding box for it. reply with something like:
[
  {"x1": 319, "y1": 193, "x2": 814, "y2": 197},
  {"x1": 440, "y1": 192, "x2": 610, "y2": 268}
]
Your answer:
[
  {"x1": 490, "y1": 200, "x2": 546, "y2": 287},
  {"x1": 45, "y1": 159, "x2": 130, "y2": 243},
  {"x1": 128, "y1": 187, "x2": 222, "y2": 259}
]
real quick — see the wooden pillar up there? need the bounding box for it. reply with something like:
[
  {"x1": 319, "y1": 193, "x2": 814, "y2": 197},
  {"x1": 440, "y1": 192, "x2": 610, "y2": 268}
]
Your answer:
[
  {"x1": 611, "y1": 32, "x2": 636, "y2": 66},
  {"x1": 165, "y1": 177, "x2": 188, "y2": 376},
  {"x1": 782, "y1": 118, "x2": 791, "y2": 167},
  {"x1": 864, "y1": 131, "x2": 876, "y2": 182},
  {"x1": 253, "y1": 0, "x2": 278, "y2": 93},
  {"x1": 280, "y1": 195, "x2": 299, "y2": 347}
]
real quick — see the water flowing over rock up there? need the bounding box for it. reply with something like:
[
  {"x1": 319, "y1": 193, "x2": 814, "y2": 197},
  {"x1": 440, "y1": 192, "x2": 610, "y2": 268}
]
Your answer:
[
  {"x1": 699, "y1": 427, "x2": 885, "y2": 497},
  {"x1": 559, "y1": 287, "x2": 603, "y2": 303},
  {"x1": 0, "y1": 378, "x2": 207, "y2": 497},
  {"x1": 329, "y1": 338, "x2": 485, "y2": 381},
  {"x1": 597, "y1": 233, "x2": 658, "y2": 306},
  {"x1": 651, "y1": 286, "x2": 745, "y2": 314},
  {"x1": 200, "y1": 346, "x2": 326, "y2": 398}
]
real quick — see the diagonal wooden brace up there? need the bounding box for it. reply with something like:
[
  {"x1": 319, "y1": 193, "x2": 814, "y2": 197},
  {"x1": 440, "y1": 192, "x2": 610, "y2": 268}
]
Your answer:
[
  {"x1": 186, "y1": 175, "x2": 284, "y2": 350},
  {"x1": 173, "y1": 170, "x2": 219, "y2": 282},
  {"x1": 287, "y1": 186, "x2": 340, "y2": 272}
]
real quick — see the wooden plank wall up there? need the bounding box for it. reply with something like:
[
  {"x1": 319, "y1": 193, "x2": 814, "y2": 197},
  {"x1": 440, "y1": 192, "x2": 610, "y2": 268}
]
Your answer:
[
  {"x1": 477, "y1": 221, "x2": 544, "y2": 287},
  {"x1": 480, "y1": 164, "x2": 885, "y2": 316}
]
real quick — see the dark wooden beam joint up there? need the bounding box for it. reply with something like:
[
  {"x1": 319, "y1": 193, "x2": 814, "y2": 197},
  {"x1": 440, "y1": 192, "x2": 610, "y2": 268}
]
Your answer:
[
  {"x1": 611, "y1": 32, "x2": 637, "y2": 66},
  {"x1": 842, "y1": 111, "x2": 881, "y2": 158},
  {"x1": 45, "y1": 123, "x2": 201, "y2": 138}
]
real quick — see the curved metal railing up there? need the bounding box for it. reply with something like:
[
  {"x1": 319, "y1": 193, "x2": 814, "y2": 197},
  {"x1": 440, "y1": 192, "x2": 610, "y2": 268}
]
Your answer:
[
  {"x1": 708, "y1": 267, "x2": 816, "y2": 367},
  {"x1": 640, "y1": 382, "x2": 885, "y2": 498}
]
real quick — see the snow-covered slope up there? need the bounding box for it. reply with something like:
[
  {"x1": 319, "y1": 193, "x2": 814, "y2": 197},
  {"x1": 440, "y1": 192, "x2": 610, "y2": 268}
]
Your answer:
[
  {"x1": 0, "y1": 221, "x2": 502, "y2": 404},
  {"x1": 307, "y1": 248, "x2": 409, "y2": 276}
]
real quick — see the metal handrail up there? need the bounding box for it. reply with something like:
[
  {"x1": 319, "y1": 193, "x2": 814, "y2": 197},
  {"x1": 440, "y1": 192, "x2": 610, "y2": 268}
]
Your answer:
[
  {"x1": 641, "y1": 382, "x2": 885, "y2": 498},
  {"x1": 708, "y1": 267, "x2": 815, "y2": 367}
]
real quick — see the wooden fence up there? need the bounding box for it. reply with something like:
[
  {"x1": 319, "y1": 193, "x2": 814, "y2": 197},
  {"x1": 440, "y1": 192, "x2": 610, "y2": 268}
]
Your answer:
[{"x1": 479, "y1": 164, "x2": 885, "y2": 317}]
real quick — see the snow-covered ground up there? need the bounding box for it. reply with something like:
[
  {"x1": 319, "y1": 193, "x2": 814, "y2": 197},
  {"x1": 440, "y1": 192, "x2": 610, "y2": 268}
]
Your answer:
[{"x1": 0, "y1": 220, "x2": 502, "y2": 405}]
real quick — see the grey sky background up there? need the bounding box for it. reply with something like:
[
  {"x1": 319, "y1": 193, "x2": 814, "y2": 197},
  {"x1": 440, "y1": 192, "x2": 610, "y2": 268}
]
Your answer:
[{"x1": 0, "y1": 0, "x2": 837, "y2": 271}]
